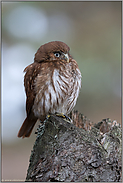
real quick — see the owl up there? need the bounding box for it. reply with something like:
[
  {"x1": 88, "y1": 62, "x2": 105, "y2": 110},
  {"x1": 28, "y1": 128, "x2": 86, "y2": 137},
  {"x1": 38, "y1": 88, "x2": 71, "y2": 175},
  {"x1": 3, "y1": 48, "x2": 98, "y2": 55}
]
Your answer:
[{"x1": 18, "y1": 41, "x2": 81, "y2": 138}]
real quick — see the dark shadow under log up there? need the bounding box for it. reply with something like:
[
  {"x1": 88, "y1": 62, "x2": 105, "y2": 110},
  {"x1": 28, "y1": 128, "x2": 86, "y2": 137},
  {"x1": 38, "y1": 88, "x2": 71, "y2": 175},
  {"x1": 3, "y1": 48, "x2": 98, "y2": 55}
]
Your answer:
[{"x1": 26, "y1": 111, "x2": 122, "y2": 182}]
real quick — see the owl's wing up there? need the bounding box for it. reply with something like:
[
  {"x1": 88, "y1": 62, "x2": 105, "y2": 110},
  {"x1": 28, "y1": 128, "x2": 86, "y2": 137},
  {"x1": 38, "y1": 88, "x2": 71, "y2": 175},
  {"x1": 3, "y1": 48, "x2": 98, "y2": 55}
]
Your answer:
[
  {"x1": 24, "y1": 63, "x2": 41, "y2": 117},
  {"x1": 18, "y1": 63, "x2": 42, "y2": 138}
]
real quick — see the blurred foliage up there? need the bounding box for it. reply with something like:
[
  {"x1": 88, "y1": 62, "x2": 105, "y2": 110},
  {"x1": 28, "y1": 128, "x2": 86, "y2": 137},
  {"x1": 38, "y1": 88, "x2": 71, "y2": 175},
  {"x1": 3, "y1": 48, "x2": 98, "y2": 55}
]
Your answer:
[{"x1": 1, "y1": 1, "x2": 121, "y2": 181}]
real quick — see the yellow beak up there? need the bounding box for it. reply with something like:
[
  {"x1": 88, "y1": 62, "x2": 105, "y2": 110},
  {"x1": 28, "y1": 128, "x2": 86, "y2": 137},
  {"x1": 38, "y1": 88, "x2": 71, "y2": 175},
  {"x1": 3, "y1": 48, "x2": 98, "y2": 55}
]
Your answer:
[{"x1": 64, "y1": 53, "x2": 69, "y2": 63}]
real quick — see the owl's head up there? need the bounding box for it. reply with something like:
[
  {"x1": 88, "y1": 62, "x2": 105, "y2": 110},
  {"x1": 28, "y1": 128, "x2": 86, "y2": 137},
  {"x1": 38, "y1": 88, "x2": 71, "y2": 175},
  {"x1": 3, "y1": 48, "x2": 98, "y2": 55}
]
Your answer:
[{"x1": 34, "y1": 41, "x2": 71, "y2": 63}]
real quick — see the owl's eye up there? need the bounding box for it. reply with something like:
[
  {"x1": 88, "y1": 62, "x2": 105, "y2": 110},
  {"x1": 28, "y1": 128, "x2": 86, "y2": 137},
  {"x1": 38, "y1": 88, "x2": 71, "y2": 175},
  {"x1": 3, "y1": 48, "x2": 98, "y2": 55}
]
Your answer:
[{"x1": 54, "y1": 52, "x2": 61, "y2": 57}]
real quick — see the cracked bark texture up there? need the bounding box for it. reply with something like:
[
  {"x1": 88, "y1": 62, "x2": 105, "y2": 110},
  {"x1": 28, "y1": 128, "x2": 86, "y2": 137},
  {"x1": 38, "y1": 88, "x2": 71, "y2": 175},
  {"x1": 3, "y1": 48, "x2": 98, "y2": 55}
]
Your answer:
[{"x1": 26, "y1": 111, "x2": 122, "y2": 182}]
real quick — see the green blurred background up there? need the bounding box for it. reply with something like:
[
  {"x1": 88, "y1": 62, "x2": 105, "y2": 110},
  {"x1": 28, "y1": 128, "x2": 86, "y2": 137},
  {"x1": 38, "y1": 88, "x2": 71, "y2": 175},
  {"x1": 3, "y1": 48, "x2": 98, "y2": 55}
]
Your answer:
[{"x1": 2, "y1": 1, "x2": 121, "y2": 181}]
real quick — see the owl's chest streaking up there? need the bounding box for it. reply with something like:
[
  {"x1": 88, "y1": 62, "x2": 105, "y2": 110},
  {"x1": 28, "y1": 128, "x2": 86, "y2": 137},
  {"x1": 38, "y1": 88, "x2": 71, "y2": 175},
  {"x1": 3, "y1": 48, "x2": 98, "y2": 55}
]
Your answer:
[{"x1": 32, "y1": 60, "x2": 81, "y2": 118}]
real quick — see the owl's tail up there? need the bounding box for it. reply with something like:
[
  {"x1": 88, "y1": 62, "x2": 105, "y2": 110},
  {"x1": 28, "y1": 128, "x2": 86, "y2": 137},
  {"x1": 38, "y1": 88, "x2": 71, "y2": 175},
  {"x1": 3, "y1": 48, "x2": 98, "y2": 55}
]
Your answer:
[{"x1": 17, "y1": 117, "x2": 37, "y2": 138}]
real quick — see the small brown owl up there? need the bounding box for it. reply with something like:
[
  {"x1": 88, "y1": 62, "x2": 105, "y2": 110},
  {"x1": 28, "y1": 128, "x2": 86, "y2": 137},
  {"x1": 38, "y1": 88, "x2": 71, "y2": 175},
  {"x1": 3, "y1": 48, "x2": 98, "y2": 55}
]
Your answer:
[{"x1": 18, "y1": 41, "x2": 82, "y2": 138}]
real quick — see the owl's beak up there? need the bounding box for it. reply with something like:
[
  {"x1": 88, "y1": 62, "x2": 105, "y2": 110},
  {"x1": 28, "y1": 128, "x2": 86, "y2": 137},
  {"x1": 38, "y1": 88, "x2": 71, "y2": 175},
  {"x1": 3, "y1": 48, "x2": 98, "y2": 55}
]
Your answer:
[{"x1": 64, "y1": 53, "x2": 69, "y2": 63}]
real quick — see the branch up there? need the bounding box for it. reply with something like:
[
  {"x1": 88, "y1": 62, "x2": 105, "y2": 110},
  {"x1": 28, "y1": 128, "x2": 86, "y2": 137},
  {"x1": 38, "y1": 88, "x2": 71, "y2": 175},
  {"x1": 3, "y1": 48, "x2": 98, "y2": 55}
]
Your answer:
[{"x1": 26, "y1": 111, "x2": 122, "y2": 182}]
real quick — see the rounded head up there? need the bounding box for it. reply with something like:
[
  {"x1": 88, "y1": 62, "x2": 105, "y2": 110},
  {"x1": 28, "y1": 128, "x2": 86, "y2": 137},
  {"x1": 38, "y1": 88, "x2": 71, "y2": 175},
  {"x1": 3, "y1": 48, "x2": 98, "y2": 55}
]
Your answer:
[{"x1": 34, "y1": 41, "x2": 70, "y2": 62}]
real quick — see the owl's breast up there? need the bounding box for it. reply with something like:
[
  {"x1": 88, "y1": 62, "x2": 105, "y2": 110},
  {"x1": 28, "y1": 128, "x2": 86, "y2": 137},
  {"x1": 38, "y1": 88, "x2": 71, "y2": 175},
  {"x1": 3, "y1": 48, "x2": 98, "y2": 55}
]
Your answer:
[{"x1": 32, "y1": 62, "x2": 81, "y2": 119}]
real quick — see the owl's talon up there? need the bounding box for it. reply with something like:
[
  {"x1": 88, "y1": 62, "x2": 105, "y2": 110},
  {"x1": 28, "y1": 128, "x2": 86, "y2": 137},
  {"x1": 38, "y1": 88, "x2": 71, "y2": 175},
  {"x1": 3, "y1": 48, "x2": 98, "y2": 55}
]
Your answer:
[
  {"x1": 55, "y1": 112, "x2": 71, "y2": 122},
  {"x1": 46, "y1": 114, "x2": 51, "y2": 120}
]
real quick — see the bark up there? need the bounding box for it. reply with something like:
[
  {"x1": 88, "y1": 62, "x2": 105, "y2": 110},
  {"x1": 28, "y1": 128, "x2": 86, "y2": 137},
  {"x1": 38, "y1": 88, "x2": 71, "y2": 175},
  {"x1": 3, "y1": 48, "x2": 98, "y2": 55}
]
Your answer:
[{"x1": 26, "y1": 111, "x2": 122, "y2": 182}]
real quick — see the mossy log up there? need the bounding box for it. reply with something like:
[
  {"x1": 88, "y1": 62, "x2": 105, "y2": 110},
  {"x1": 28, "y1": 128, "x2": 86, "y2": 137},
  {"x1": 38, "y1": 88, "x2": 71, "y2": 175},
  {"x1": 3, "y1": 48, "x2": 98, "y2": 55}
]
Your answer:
[{"x1": 26, "y1": 111, "x2": 122, "y2": 182}]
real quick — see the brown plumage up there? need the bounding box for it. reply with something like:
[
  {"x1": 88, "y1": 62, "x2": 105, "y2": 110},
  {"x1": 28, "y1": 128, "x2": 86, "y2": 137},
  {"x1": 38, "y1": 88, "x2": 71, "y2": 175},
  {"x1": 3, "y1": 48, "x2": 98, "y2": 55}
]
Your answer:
[{"x1": 18, "y1": 41, "x2": 82, "y2": 138}]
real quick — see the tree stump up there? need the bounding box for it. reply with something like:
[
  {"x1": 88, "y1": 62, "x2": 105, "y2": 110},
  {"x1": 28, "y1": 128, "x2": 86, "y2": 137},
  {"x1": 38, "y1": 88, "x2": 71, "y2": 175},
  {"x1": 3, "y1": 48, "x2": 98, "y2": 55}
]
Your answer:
[{"x1": 26, "y1": 111, "x2": 122, "y2": 182}]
